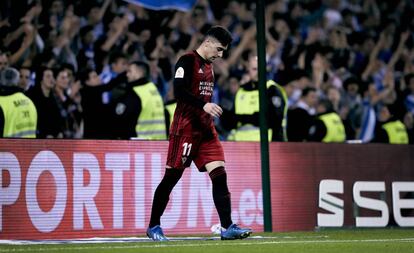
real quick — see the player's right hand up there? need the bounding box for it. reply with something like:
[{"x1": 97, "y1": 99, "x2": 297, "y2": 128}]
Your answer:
[{"x1": 203, "y1": 103, "x2": 223, "y2": 118}]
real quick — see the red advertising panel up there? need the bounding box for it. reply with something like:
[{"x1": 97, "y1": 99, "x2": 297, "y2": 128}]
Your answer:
[
  {"x1": 1, "y1": 140, "x2": 413, "y2": 239},
  {"x1": 0, "y1": 139, "x2": 262, "y2": 239},
  {"x1": 269, "y1": 142, "x2": 414, "y2": 231}
]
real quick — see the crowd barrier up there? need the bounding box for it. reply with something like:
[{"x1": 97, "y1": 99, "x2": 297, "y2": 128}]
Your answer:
[{"x1": 0, "y1": 140, "x2": 413, "y2": 239}]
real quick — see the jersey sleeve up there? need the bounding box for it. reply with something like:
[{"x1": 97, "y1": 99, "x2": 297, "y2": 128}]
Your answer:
[{"x1": 173, "y1": 55, "x2": 206, "y2": 109}]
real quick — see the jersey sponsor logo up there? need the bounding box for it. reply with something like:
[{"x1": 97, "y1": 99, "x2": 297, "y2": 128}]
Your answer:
[
  {"x1": 175, "y1": 67, "x2": 184, "y2": 78},
  {"x1": 198, "y1": 68, "x2": 203, "y2": 74},
  {"x1": 199, "y1": 81, "x2": 214, "y2": 96}
]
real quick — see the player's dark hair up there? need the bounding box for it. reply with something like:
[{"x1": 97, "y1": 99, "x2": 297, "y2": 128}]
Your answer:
[{"x1": 205, "y1": 26, "x2": 233, "y2": 47}]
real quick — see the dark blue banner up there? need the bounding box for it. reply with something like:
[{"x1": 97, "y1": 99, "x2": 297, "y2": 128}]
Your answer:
[{"x1": 124, "y1": 0, "x2": 197, "y2": 11}]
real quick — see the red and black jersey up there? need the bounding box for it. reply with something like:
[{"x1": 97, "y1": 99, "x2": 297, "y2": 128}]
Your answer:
[{"x1": 170, "y1": 50, "x2": 216, "y2": 136}]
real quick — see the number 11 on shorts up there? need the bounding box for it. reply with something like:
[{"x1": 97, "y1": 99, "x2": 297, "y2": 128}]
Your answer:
[{"x1": 182, "y1": 142, "x2": 192, "y2": 157}]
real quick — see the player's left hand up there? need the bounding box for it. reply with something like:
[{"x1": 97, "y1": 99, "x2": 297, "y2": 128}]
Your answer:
[{"x1": 203, "y1": 103, "x2": 223, "y2": 118}]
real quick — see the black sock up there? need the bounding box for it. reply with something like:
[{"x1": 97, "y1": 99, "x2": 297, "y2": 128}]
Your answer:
[
  {"x1": 209, "y1": 166, "x2": 233, "y2": 229},
  {"x1": 149, "y1": 168, "x2": 183, "y2": 228}
]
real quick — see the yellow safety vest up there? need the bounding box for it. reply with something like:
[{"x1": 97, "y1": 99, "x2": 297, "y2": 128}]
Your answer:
[
  {"x1": 382, "y1": 120, "x2": 409, "y2": 144},
  {"x1": 319, "y1": 112, "x2": 346, "y2": 143},
  {"x1": 228, "y1": 80, "x2": 285, "y2": 141},
  {"x1": 133, "y1": 82, "x2": 167, "y2": 140},
  {"x1": 0, "y1": 92, "x2": 37, "y2": 138},
  {"x1": 165, "y1": 102, "x2": 177, "y2": 127}
]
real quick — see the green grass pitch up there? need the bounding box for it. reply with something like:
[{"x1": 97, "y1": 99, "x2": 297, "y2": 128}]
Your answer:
[{"x1": 1, "y1": 229, "x2": 414, "y2": 253}]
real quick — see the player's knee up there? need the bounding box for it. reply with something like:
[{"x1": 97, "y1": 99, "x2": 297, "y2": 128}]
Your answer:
[
  {"x1": 205, "y1": 161, "x2": 225, "y2": 173},
  {"x1": 163, "y1": 168, "x2": 184, "y2": 182},
  {"x1": 209, "y1": 166, "x2": 226, "y2": 180}
]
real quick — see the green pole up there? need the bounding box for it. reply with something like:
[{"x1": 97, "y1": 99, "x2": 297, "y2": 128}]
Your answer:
[{"x1": 256, "y1": 0, "x2": 272, "y2": 232}]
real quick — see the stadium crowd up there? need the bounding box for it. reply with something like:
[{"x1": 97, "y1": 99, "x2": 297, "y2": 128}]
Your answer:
[{"x1": 0, "y1": 0, "x2": 414, "y2": 143}]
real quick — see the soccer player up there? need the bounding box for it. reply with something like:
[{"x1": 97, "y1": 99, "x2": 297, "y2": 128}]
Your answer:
[{"x1": 147, "y1": 26, "x2": 252, "y2": 241}]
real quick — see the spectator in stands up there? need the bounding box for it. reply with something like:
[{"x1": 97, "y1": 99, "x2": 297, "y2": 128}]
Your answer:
[
  {"x1": 308, "y1": 98, "x2": 346, "y2": 143},
  {"x1": 287, "y1": 87, "x2": 318, "y2": 142},
  {"x1": 18, "y1": 66, "x2": 33, "y2": 91},
  {"x1": 79, "y1": 67, "x2": 110, "y2": 139},
  {"x1": 54, "y1": 67, "x2": 82, "y2": 138},
  {"x1": 341, "y1": 76, "x2": 363, "y2": 140},
  {"x1": 0, "y1": 52, "x2": 9, "y2": 71},
  {"x1": 147, "y1": 34, "x2": 175, "y2": 97},
  {"x1": 79, "y1": 0, "x2": 111, "y2": 42},
  {"x1": 277, "y1": 68, "x2": 312, "y2": 108},
  {"x1": 26, "y1": 67, "x2": 63, "y2": 138},
  {"x1": 0, "y1": 0, "x2": 411, "y2": 144},
  {"x1": 96, "y1": 14, "x2": 130, "y2": 77},
  {"x1": 77, "y1": 25, "x2": 96, "y2": 71},
  {"x1": 0, "y1": 67, "x2": 37, "y2": 138},
  {"x1": 100, "y1": 51, "x2": 128, "y2": 85},
  {"x1": 2, "y1": 20, "x2": 37, "y2": 67}
]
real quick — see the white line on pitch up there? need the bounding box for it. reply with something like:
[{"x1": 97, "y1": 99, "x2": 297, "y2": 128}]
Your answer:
[
  {"x1": 0, "y1": 238, "x2": 414, "y2": 252},
  {"x1": 0, "y1": 235, "x2": 329, "y2": 245}
]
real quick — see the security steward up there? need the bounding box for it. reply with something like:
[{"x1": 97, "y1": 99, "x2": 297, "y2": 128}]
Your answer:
[
  {"x1": 0, "y1": 67, "x2": 37, "y2": 138},
  {"x1": 111, "y1": 61, "x2": 167, "y2": 140},
  {"x1": 308, "y1": 99, "x2": 346, "y2": 142},
  {"x1": 224, "y1": 55, "x2": 287, "y2": 141},
  {"x1": 371, "y1": 104, "x2": 408, "y2": 144}
]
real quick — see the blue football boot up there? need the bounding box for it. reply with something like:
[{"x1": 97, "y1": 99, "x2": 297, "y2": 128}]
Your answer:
[
  {"x1": 146, "y1": 225, "x2": 169, "y2": 241},
  {"x1": 221, "y1": 224, "x2": 252, "y2": 240}
]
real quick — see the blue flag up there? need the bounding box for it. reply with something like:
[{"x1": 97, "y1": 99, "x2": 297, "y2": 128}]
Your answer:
[{"x1": 124, "y1": 0, "x2": 197, "y2": 11}]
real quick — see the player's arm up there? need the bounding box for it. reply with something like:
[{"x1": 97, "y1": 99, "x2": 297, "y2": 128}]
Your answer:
[
  {"x1": 174, "y1": 55, "x2": 222, "y2": 117},
  {"x1": 174, "y1": 55, "x2": 206, "y2": 109}
]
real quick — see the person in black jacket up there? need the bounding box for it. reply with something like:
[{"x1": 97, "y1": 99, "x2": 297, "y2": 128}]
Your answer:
[
  {"x1": 79, "y1": 66, "x2": 128, "y2": 139},
  {"x1": 287, "y1": 87, "x2": 318, "y2": 141},
  {"x1": 78, "y1": 68, "x2": 107, "y2": 139},
  {"x1": 26, "y1": 67, "x2": 64, "y2": 138}
]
